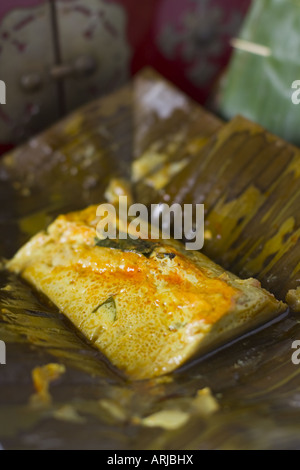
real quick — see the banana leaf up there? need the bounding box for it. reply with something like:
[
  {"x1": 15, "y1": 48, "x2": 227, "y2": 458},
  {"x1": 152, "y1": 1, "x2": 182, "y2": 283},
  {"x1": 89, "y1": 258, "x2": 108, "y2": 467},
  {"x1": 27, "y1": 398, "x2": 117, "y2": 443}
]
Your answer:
[
  {"x1": 133, "y1": 68, "x2": 223, "y2": 202},
  {"x1": 1, "y1": 69, "x2": 300, "y2": 450},
  {"x1": 219, "y1": 0, "x2": 300, "y2": 146}
]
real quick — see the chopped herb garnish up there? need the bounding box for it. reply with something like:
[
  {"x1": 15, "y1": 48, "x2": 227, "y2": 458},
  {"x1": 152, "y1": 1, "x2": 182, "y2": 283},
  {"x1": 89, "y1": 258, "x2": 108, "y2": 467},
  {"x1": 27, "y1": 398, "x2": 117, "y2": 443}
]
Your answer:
[{"x1": 95, "y1": 236, "x2": 160, "y2": 258}]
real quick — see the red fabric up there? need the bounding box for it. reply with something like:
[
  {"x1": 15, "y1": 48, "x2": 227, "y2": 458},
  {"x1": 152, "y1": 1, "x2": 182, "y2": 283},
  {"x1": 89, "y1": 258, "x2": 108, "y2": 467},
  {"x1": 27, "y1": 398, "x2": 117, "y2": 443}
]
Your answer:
[
  {"x1": 129, "y1": 0, "x2": 252, "y2": 104},
  {"x1": 0, "y1": 144, "x2": 14, "y2": 156}
]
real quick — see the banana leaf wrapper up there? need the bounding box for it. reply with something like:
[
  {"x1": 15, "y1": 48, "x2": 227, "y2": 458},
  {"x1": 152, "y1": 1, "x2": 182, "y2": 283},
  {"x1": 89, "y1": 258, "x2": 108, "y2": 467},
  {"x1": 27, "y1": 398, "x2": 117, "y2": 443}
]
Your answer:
[
  {"x1": 0, "y1": 69, "x2": 300, "y2": 450},
  {"x1": 132, "y1": 69, "x2": 223, "y2": 201}
]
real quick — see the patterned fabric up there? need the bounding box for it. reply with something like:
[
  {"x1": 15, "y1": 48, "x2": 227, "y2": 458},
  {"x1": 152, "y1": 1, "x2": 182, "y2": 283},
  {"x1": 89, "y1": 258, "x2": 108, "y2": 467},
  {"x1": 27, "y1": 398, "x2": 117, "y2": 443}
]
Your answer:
[{"x1": 0, "y1": 0, "x2": 131, "y2": 144}]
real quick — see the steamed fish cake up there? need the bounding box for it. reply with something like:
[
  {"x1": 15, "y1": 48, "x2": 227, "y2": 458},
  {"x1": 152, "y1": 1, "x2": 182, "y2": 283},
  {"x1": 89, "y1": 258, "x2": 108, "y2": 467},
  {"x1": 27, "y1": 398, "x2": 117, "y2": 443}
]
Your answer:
[{"x1": 8, "y1": 205, "x2": 286, "y2": 379}]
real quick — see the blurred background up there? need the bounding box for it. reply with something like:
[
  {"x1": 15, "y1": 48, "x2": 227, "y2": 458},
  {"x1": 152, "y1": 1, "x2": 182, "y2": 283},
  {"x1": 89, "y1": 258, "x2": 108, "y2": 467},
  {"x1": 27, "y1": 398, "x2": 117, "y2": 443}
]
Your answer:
[
  {"x1": 2, "y1": 1, "x2": 300, "y2": 451},
  {"x1": 0, "y1": 0, "x2": 252, "y2": 154}
]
